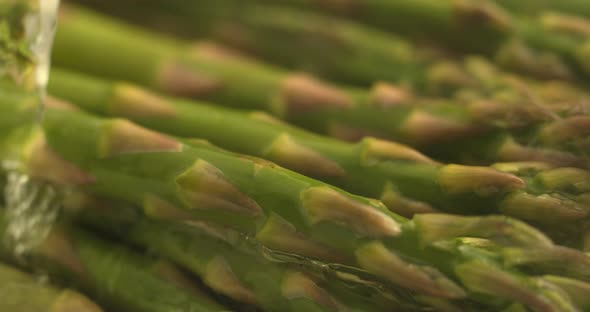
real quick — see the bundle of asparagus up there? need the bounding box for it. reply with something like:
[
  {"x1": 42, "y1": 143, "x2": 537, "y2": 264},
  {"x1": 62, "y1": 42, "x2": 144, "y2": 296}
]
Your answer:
[
  {"x1": 2, "y1": 1, "x2": 590, "y2": 311},
  {"x1": 46, "y1": 68, "x2": 590, "y2": 249},
  {"x1": 0, "y1": 261, "x2": 103, "y2": 312},
  {"x1": 71, "y1": 0, "x2": 590, "y2": 87},
  {"x1": 491, "y1": 0, "x2": 590, "y2": 20},
  {"x1": 223, "y1": 0, "x2": 590, "y2": 84},
  {"x1": 2, "y1": 89, "x2": 590, "y2": 311},
  {"x1": 48, "y1": 5, "x2": 590, "y2": 168}
]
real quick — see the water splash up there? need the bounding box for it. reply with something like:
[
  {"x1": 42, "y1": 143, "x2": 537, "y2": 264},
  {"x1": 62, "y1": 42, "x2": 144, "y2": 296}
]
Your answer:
[
  {"x1": 1, "y1": 0, "x2": 61, "y2": 258},
  {"x1": 3, "y1": 172, "x2": 60, "y2": 259},
  {"x1": 29, "y1": 0, "x2": 60, "y2": 99}
]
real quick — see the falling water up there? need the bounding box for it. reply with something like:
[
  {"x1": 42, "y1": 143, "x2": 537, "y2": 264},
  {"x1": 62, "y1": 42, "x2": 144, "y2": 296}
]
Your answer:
[{"x1": 1, "y1": 0, "x2": 61, "y2": 259}]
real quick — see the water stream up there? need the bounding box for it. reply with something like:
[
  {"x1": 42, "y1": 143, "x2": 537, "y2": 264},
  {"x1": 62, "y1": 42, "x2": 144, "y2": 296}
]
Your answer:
[{"x1": 2, "y1": 0, "x2": 60, "y2": 259}]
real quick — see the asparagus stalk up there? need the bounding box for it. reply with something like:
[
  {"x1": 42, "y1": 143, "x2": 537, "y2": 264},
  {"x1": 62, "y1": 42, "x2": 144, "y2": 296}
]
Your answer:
[
  {"x1": 47, "y1": 69, "x2": 590, "y2": 232},
  {"x1": 0, "y1": 261, "x2": 104, "y2": 312},
  {"x1": 491, "y1": 0, "x2": 590, "y2": 19},
  {"x1": 423, "y1": 118, "x2": 590, "y2": 167},
  {"x1": 49, "y1": 7, "x2": 590, "y2": 168},
  {"x1": 56, "y1": 3, "x2": 590, "y2": 100},
  {"x1": 0, "y1": 209, "x2": 228, "y2": 312},
  {"x1": 70, "y1": 194, "x2": 430, "y2": 312},
  {"x1": 71, "y1": 0, "x2": 590, "y2": 85},
  {"x1": 284, "y1": 0, "x2": 590, "y2": 84},
  {"x1": 236, "y1": 0, "x2": 590, "y2": 83},
  {"x1": 2, "y1": 92, "x2": 587, "y2": 310},
  {"x1": 70, "y1": 191, "x2": 590, "y2": 312}
]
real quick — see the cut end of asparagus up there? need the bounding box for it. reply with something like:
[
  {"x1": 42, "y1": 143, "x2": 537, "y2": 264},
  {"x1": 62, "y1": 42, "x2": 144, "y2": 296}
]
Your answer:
[
  {"x1": 264, "y1": 133, "x2": 346, "y2": 178},
  {"x1": 537, "y1": 168, "x2": 590, "y2": 193},
  {"x1": 369, "y1": 82, "x2": 414, "y2": 109},
  {"x1": 156, "y1": 61, "x2": 223, "y2": 97},
  {"x1": 51, "y1": 290, "x2": 104, "y2": 312},
  {"x1": 99, "y1": 119, "x2": 182, "y2": 157},
  {"x1": 113, "y1": 83, "x2": 177, "y2": 118},
  {"x1": 176, "y1": 159, "x2": 263, "y2": 217},
  {"x1": 438, "y1": 164, "x2": 525, "y2": 196},
  {"x1": 301, "y1": 186, "x2": 400, "y2": 238},
  {"x1": 360, "y1": 137, "x2": 437, "y2": 166},
  {"x1": 277, "y1": 74, "x2": 353, "y2": 117},
  {"x1": 355, "y1": 242, "x2": 466, "y2": 299},
  {"x1": 281, "y1": 271, "x2": 341, "y2": 311},
  {"x1": 256, "y1": 213, "x2": 347, "y2": 262},
  {"x1": 414, "y1": 214, "x2": 554, "y2": 248},
  {"x1": 500, "y1": 192, "x2": 589, "y2": 224},
  {"x1": 205, "y1": 256, "x2": 258, "y2": 305}
]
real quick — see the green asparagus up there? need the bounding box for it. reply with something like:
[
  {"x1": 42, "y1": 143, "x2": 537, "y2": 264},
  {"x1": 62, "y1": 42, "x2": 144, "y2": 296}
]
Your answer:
[
  {"x1": 3, "y1": 2, "x2": 590, "y2": 311},
  {"x1": 58, "y1": 2, "x2": 590, "y2": 95},
  {"x1": 0, "y1": 261, "x2": 104, "y2": 312},
  {"x1": 271, "y1": 0, "x2": 590, "y2": 84},
  {"x1": 0, "y1": 208, "x2": 228, "y2": 312},
  {"x1": 491, "y1": 0, "x2": 590, "y2": 19},
  {"x1": 70, "y1": 194, "x2": 430, "y2": 312},
  {"x1": 1, "y1": 92, "x2": 588, "y2": 311},
  {"x1": 49, "y1": 7, "x2": 590, "y2": 166},
  {"x1": 111, "y1": 0, "x2": 590, "y2": 87},
  {"x1": 47, "y1": 69, "x2": 590, "y2": 233}
]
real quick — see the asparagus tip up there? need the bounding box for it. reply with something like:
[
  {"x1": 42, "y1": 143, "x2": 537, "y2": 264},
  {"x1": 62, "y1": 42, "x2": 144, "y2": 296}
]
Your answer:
[
  {"x1": 302, "y1": 186, "x2": 400, "y2": 238},
  {"x1": 438, "y1": 164, "x2": 525, "y2": 196},
  {"x1": 356, "y1": 242, "x2": 466, "y2": 299}
]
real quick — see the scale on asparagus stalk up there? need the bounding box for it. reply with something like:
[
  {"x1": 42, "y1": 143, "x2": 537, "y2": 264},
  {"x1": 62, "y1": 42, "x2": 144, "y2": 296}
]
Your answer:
[{"x1": 1, "y1": 0, "x2": 60, "y2": 257}]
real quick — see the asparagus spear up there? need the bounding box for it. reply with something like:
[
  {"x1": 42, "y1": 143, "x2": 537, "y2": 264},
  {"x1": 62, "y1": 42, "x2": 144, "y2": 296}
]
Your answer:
[
  {"x1": 70, "y1": 194, "x2": 429, "y2": 312},
  {"x1": 80, "y1": 195, "x2": 590, "y2": 312},
  {"x1": 0, "y1": 261, "x2": 104, "y2": 312},
  {"x1": 268, "y1": 0, "x2": 590, "y2": 84},
  {"x1": 423, "y1": 118, "x2": 590, "y2": 167},
  {"x1": 0, "y1": 209, "x2": 228, "y2": 312},
  {"x1": 236, "y1": 0, "x2": 590, "y2": 83},
  {"x1": 49, "y1": 7, "x2": 590, "y2": 167},
  {"x1": 46, "y1": 69, "x2": 590, "y2": 230},
  {"x1": 95, "y1": 0, "x2": 590, "y2": 86},
  {"x1": 491, "y1": 0, "x2": 590, "y2": 19},
  {"x1": 56, "y1": 3, "x2": 590, "y2": 100},
  {"x1": 2, "y1": 92, "x2": 586, "y2": 310}
]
